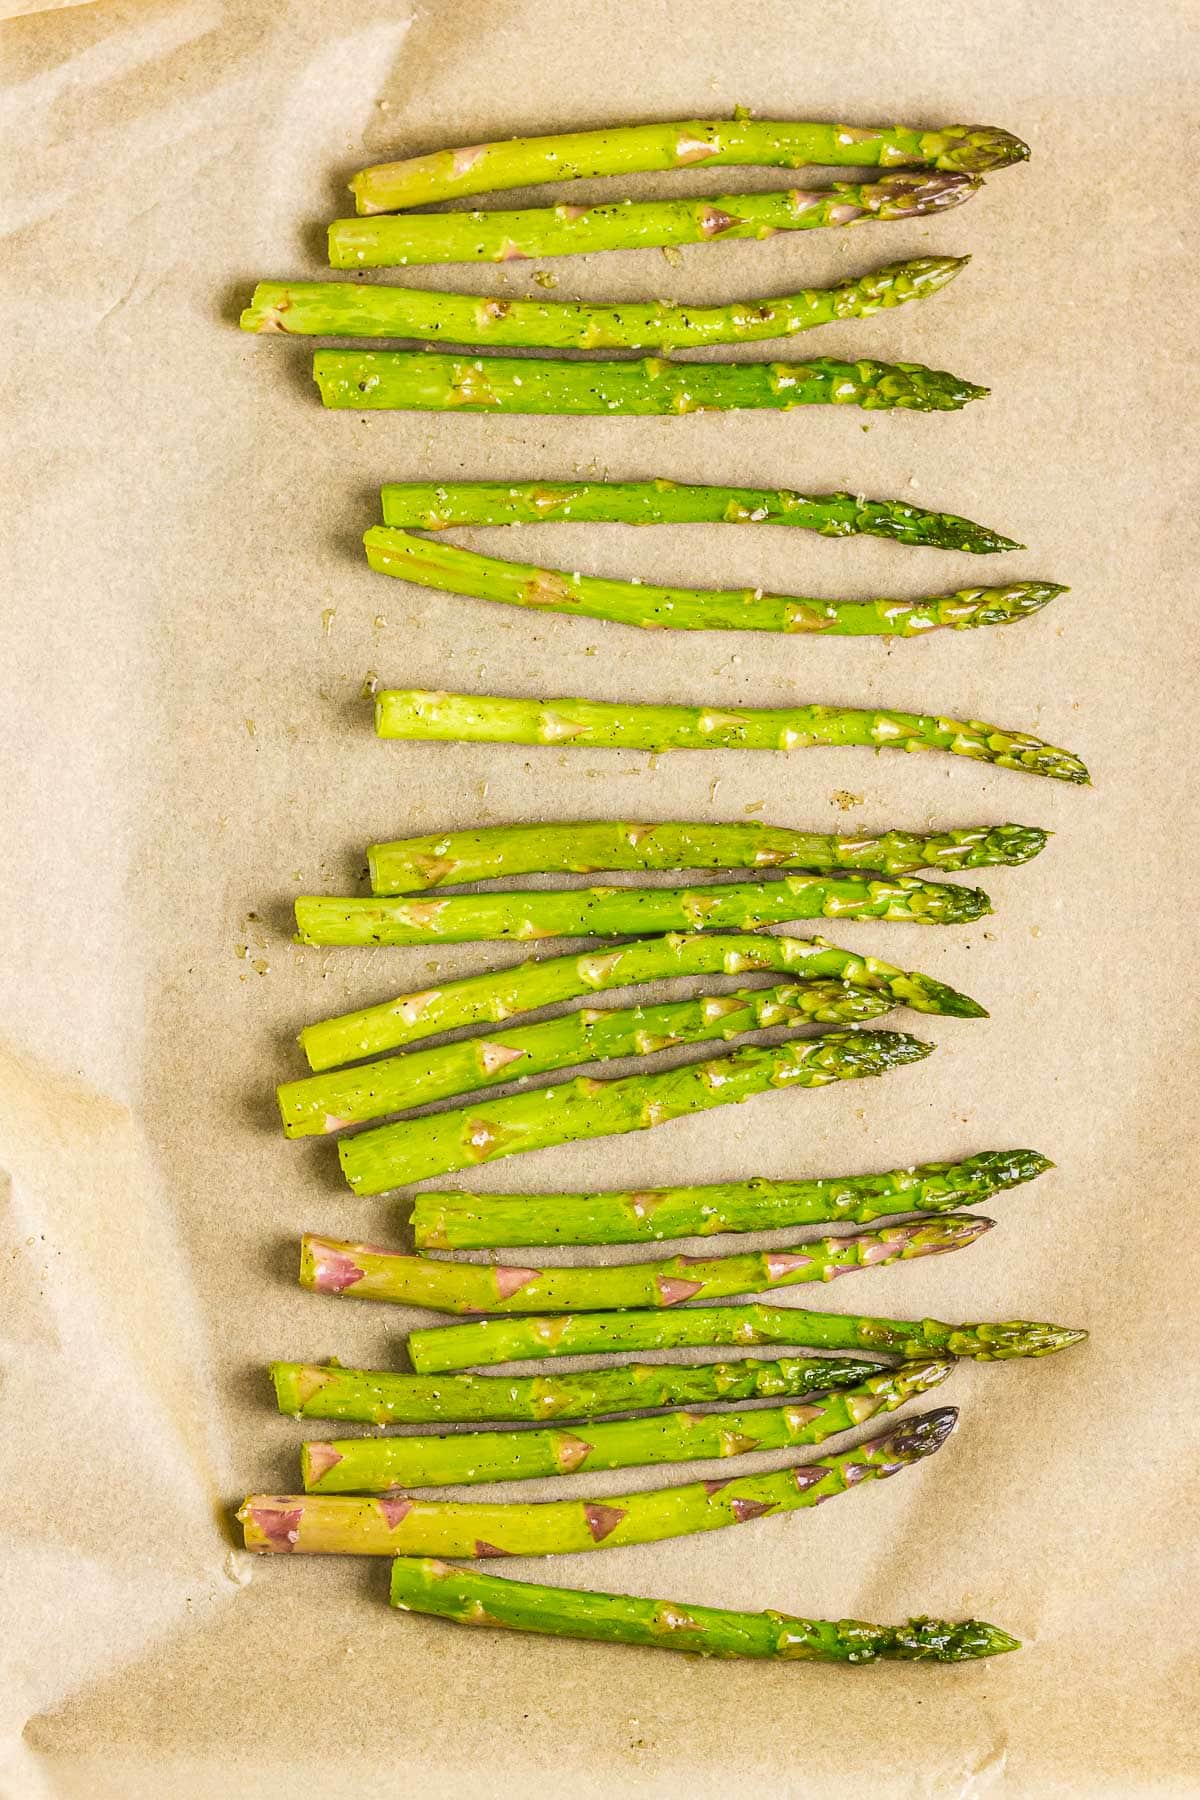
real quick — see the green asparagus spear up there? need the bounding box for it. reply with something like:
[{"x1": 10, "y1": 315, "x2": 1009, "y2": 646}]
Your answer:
[
  {"x1": 298, "y1": 1217, "x2": 988, "y2": 1314},
  {"x1": 294, "y1": 875, "x2": 989, "y2": 948},
  {"x1": 272, "y1": 1353, "x2": 892, "y2": 1426},
  {"x1": 389, "y1": 1558, "x2": 1020, "y2": 1662},
  {"x1": 331, "y1": 176, "x2": 978, "y2": 268},
  {"x1": 348, "y1": 119, "x2": 1027, "y2": 211},
  {"x1": 411, "y1": 1148, "x2": 1052, "y2": 1249},
  {"x1": 279, "y1": 978, "x2": 895, "y2": 1137},
  {"x1": 380, "y1": 477, "x2": 1021, "y2": 553},
  {"x1": 375, "y1": 688, "x2": 1089, "y2": 784},
  {"x1": 363, "y1": 526, "x2": 1063, "y2": 637},
  {"x1": 314, "y1": 350, "x2": 987, "y2": 416},
  {"x1": 238, "y1": 1405, "x2": 958, "y2": 1554},
  {"x1": 338, "y1": 1031, "x2": 933, "y2": 1194},
  {"x1": 303, "y1": 1358, "x2": 951, "y2": 1490},
  {"x1": 369, "y1": 820, "x2": 1045, "y2": 894},
  {"x1": 245, "y1": 256, "x2": 963, "y2": 347},
  {"x1": 298, "y1": 932, "x2": 980, "y2": 1074},
  {"x1": 408, "y1": 1305, "x2": 1086, "y2": 1374}
]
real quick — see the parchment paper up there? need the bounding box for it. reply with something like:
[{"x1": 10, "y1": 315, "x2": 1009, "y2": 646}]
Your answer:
[{"x1": 3, "y1": 1, "x2": 1198, "y2": 1793}]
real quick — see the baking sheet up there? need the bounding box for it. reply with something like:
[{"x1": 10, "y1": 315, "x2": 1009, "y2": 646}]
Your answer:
[{"x1": 2, "y1": 0, "x2": 1198, "y2": 1793}]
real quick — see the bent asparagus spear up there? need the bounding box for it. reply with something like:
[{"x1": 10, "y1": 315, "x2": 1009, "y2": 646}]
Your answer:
[
  {"x1": 411, "y1": 1148, "x2": 1052, "y2": 1249},
  {"x1": 279, "y1": 977, "x2": 895, "y2": 1137},
  {"x1": 332, "y1": 176, "x2": 979, "y2": 267},
  {"x1": 298, "y1": 932, "x2": 981, "y2": 1073},
  {"x1": 349, "y1": 118, "x2": 1027, "y2": 211},
  {"x1": 338, "y1": 1031, "x2": 933, "y2": 1193},
  {"x1": 375, "y1": 688, "x2": 1090, "y2": 784},
  {"x1": 245, "y1": 256, "x2": 964, "y2": 347},
  {"x1": 295, "y1": 875, "x2": 989, "y2": 948},
  {"x1": 362, "y1": 526, "x2": 1063, "y2": 637},
  {"x1": 389, "y1": 1557, "x2": 1020, "y2": 1662},
  {"x1": 298, "y1": 1218, "x2": 988, "y2": 1314},
  {"x1": 408, "y1": 1304, "x2": 1086, "y2": 1374},
  {"x1": 314, "y1": 350, "x2": 987, "y2": 416},
  {"x1": 238, "y1": 1406, "x2": 958, "y2": 1555},
  {"x1": 379, "y1": 477, "x2": 1021, "y2": 552},
  {"x1": 303, "y1": 1357, "x2": 951, "y2": 1490},
  {"x1": 272, "y1": 1353, "x2": 891, "y2": 1426},
  {"x1": 368, "y1": 820, "x2": 1045, "y2": 894}
]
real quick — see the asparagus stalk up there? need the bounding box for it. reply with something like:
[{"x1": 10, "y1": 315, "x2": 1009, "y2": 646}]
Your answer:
[
  {"x1": 363, "y1": 526, "x2": 1063, "y2": 637},
  {"x1": 379, "y1": 478, "x2": 1021, "y2": 553},
  {"x1": 294, "y1": 875, "x2": 990, "y2": 948},
  {"x1": 279, "y1": 978, "x2": 896, "y2": 1137},
  {"x1": 314, "y1": 350, "x2": 987, "y2": 416},
  {"x1": 303, "y1": 1358, "x2": 951, "y2": 1491},
  {"x1": 298, "y1": 1217, "x2": 988, "y2": 1314},
  {"x1": 348, "y1": 119, "x2": 1027, "y2": 212},
  {"x1": 369, "y1": 820, "x2": 1046, "y2": 894},
  {"x1": 272, "y1": 1352, "x2": 892, "y2": 1426},
  {"x1": 298, "y1": 932, "x2": 982, "y2": 1073},
  {"x1": 338, "y1": 1031, "x2": 933, "y2": 1194},
  {"x1": 238, "y1": 1405, "x2": 958, "y2": 1555},
  {"x1": 389, "y1": 1558, "x2": 1020, "y2": 1662},
  {"x1": 408, "y1": 1305, "x2": 1087, "y2": 1375},
  {"x1": 375, "y1": 688, "x2": 1090, "y2": 784},
  {"x1": 245, "y1": 256, "x2": 964, "y2": 347},
  {"x1": 331, "y1": 176, "x2": 978, "y2": 268},
  {"x1": 412, "y1": 1148, "x2": 1052, "y2": 1249}
]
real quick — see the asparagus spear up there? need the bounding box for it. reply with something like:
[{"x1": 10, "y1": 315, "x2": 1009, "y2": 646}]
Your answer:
[
  {"x1": 314, "y1": 350, "x2": 987, "y2": 416},
  {"x1": 379, "y1": 478, "x2": 1021, "y2": 553},
  {"x1": 238, "y1": 1405, "x2": 958, "y2": 1555},
  {"x1": 303, "y1": 1358, "x2": 951, "y2": 1490},
  {"x1": 412, "y1": 1148, "x2": 1052, "y2": 1250},
  {"x1": 279, "y1": 978, "x2": 896, "y2": 1137},
  {"x1": 348, "y1": 119, "x2": 1027, "y2": 211},
  {"x1": 363, "y1": 526, "x2": 1063, "y2": 637},
  {"x1": 331, "y1": 175, "x2": 978, "y2": 267},
  {"x1": 408, "y1": 1305, "x2": 1086, "y2": 1374},
  {"x1": 389, "y1": 1558, "x2": 1020, "y2": 1662},
  {"x1": 298, "y1": 1217, "x2": 988, "y2": 1314},
  {"x1": 338, "y1": 1031, "x2": 933, "y2": 1194},
  {"x1": 375, "y1": 688, "x2": 1090, "y2": 784},
  {"x1": 298, "y1": 932, "x2": 981, "y2": 1073},
  {"x1": 368, "y1": 820, "x2": 1046, "y2": 894},
  {"x1": 294, "y1": 875, "x2": 990, "y2": 948},
  {"x1": 272, "y1": 1352, "x2": 892, "y2": 1426},
  {"x1": 245, "y1": 256, "x2": 964, "y2": 347}
]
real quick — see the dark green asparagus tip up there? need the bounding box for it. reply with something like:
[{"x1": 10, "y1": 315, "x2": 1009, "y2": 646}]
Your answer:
[
  {"x1": 929, "y1": 985, "x2": 988, "y2": 1020},
  {"x1": 929, "y1": 125, "x2": 1031, "y2": 173},
  {"x1": 883, "y1": 1405, "x2": 958, "y2": 1463},
  {"x1": 992, "y1": 824, "x2": 1051, "y2": 865},
  {"x1": 980, "y1": 1148, "x2": 1056, "y2": 1187},
  {"x1": 893, "y1": 1616, "x2": 1022, "y2": 1660}
]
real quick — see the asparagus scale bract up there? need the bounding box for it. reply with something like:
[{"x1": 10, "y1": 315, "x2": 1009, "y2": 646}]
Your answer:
[
  {"x1": 412, "y1": 1148, "x2": 1053, "y2": 1249},
  {"x1": 338, "y1": 1031, "x2": 933, "y2": 1193},
  {"x1": 368, "y1": 820, "x2": 1046, "y2": 894},
  {"x1": 298, "y1": 1217, "x2": 989, "y2": 1315},
  {"x1": 389, "y1": 1558, "x2": 1020, "y2": 1663},
  {"x1": 245, "y1": 256, "x2": 964, "y2": 348},
  {"x1": 303, "y1": 1358, "x2": 952, "y2": 1490},
  {"x1": 363, "y1": 526, "x2": 1063, "y2": 637},
  {"x1": 349, "y1": 118, "x2": 1028, "y2": 211},
  {"x1": 272, "y1": 1353, "x2": 893, "y2": 1426},
  {"x1": 238, "y1": 1406, "x2": 958, "y2": 1555},
  {"x1": 409, "y1": 1303, "x2": 1087, "y2": 1374},
  {"x1": 298, "y1": 932, "x2": 982, "y2": 1073},
  {"x1": 376, "y1": 688, "x2": 1090, "y2": 784},
  {"x1": 279, "y1": 977, "x2": 896, "y2": 1137},
  {"x1": 295, "y1": 874, "x2": 989, "y2": 948},
  {"x1": 314, "y1": 351, "x2": 987, "y2": 417},
  {"x1": 379, "y1": 478, "x2": 1022, "y2": 554}
]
